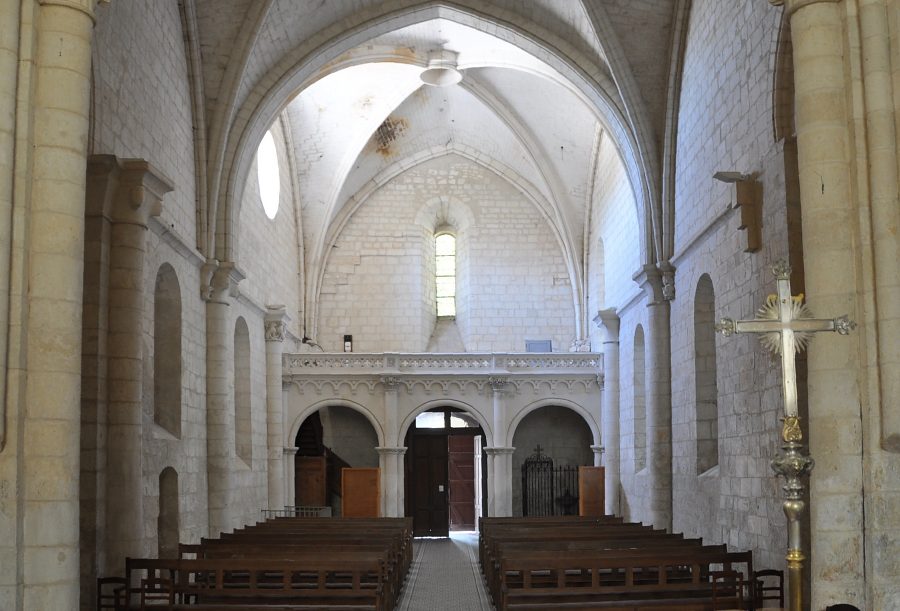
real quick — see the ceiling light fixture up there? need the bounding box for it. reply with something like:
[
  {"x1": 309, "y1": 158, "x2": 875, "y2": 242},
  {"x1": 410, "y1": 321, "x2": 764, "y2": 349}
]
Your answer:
[{"x1": 420, "y1": 50, "x2": 462, "y2": 87}]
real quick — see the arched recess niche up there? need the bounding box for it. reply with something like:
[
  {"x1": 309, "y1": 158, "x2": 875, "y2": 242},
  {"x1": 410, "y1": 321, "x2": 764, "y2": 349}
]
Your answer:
[{"x1": 154, "y1": 264, "x2": 182, "y2": 437}]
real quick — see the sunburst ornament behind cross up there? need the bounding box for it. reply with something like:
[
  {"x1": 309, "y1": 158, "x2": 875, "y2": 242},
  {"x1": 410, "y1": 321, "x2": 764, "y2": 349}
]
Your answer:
[{"x1": 755, "y1": 293, "x2": 815, "y2": 355}]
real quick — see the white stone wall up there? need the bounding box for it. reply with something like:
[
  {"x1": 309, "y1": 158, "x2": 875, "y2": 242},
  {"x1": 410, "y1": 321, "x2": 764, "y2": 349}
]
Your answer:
[
  {"x1": 88, "y1": 0, "x2": 213, "y2": 570},
  {"x1": 584, "y1": 131, "x2": 648, "y2": 522},
  {"x1": 142, "y1": 237, "x2": 208, "y2": 551},
  {"x1": 317, "y1": 155, "x2": 576, "y2": 353},
  {"x1": 669, "y1": 0, "x2": 788, "y2": 571},
  {"x1": 237, "y1": 119, "x2": 304, "y2": 339},
  {"x1": 226, "y1": 299, "x2": 271, "y2": 527},
  {"x1": 91, "y1": 0, "x2": 197, "y2": 243}
]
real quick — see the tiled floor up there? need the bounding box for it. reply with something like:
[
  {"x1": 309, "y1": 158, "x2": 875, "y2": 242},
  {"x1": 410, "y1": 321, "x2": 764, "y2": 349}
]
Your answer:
[{"x1": 395, "y1": 532, "x2": 494, "y2": 611}]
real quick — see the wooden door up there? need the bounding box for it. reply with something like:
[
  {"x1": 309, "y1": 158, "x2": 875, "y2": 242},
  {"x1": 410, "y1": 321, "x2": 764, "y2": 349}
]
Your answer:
[
  {"x1": 410, "y1": 435, "x2": 449, "y2": 536},
  {"x1": 449, "y1": 435, "x2": 475, "y2": 530},
  {"x1": 295, "y1": 456, "x2": 327, "y2": 506}
]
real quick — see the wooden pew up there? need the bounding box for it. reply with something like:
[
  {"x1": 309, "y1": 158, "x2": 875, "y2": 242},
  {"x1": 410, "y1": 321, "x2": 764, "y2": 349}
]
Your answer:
[
  {"x1": 496, "y1": 549, "x2": 754, "y2": 611},
  {"x1": 479, "y1": 517, "x2": 755, "y2": 610},
  {"x1": 121, "y1": 557, "x2": 386, "y2": 610},
  {"x1": 104, "y1": 517, "x2": 412, "y2": 610}
]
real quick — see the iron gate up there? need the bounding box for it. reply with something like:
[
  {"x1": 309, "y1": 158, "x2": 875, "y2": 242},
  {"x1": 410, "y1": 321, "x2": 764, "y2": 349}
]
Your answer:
[{"x1": 521, "y1": 446, "x2": 579, "y2": 516}]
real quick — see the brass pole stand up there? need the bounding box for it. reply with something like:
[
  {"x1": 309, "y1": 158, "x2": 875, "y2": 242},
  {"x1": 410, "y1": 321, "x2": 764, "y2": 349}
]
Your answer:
[{"x1": 771, "y1": 418, "x2": 815, "y2": 611}]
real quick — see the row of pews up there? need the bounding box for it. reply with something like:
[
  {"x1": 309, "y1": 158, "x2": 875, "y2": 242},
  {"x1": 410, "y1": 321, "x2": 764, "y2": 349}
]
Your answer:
[
  {"x1": 479, "y1": 516, "x2": 782, "y2": 611},
  {"x1": 98, "y1": 517, "x2": 413, "y2": 611}
]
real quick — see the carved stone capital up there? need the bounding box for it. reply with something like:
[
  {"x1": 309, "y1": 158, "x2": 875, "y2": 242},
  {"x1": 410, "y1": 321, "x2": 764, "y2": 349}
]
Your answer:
[
  {"x1": 264, "y1": 320, "x2": 285, "y2": 342},
  {"x1": 483, "y1": 446, "x2": 515, "y2": 456},
  {"x1": 380, "y1": 376, "x2": 403, "y2": 391},
  {"x1": 769, "y1": 0, "x2": 842, "y2": 16},
  {"x1": 375, "y1": 446, "x2": 408, "y2": 456},
  {"x1": 488, "y1": 376, "x2": 509, "y2": 392},
  {"x1": 264, "y1": 306, "x2": 288, "y2": 342},
  {"x1": 113, "y1": 159, "x2": 172, "y2": 226},
  {"x1": 201, "y1": 260, "x2": 244, "y2": 303},
  {"x1": 569, "y1": 338, "x2": 591, "y2": 352},
  {"x1": 86, "y1": 155, "x2": 173, "y2": 227},
  {"x1": 593, "y1": 308, "x2": 620, "y2": 343},
  {"x1": 634, "y1": 261, "x2": 676, "y2": 303},
  {"x1": 590, "y1": 444, "x2": 605, "y2": 456}
]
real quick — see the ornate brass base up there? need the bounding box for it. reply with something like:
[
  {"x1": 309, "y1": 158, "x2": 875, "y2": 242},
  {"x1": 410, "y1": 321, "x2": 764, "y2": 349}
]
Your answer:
[{"x1": 772, "y1": 436, "x2": 814, "y2": 611}]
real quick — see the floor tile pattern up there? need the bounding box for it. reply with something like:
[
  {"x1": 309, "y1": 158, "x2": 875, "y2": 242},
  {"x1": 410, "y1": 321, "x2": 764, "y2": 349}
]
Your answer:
[{"x1": 395, "y1": 532, "x2": 493, "y2": 611}]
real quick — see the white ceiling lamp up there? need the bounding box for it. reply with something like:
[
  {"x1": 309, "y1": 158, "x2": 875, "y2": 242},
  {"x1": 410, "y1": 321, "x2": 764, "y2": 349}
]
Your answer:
[{"x1": 420, "y1": 50, "x2": 462, "y2": 87}]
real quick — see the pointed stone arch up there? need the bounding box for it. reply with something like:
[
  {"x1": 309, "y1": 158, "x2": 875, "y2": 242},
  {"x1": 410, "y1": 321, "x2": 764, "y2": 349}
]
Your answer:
[{"x1": 211, "y1": 2, "x2": 653, "y2": 276}]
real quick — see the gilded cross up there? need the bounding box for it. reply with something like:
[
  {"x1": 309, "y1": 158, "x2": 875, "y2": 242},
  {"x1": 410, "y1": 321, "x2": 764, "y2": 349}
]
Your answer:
[
  {"x1": 715, "y1": 260, "x2": 855, "y2": 422},
  {"x1": 715, "y1": 259, "x2": 855, "y2": 611}
]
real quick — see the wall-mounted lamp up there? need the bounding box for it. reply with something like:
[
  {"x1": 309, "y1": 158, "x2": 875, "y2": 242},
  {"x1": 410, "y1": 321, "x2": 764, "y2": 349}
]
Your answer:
[{"x1": 714, "y1": 171, "x2": 762, "y2": 253}]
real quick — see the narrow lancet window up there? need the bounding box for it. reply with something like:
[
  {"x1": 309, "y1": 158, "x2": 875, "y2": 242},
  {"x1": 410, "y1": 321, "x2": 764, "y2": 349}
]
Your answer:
[{"x1": 435, "y1": 233, "x2": 456, "y2": 317}]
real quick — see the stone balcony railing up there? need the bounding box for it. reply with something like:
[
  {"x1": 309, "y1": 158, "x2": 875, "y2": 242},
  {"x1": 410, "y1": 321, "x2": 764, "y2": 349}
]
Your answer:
[{"x1": 282, "y1": 352, "x2": 603, "y2": 379}]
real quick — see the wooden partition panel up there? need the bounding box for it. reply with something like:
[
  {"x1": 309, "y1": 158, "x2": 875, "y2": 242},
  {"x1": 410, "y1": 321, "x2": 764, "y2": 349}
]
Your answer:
[
  {"x1": 578, "y1": 466, "x2": 605, "y2": 517},
  {"x1": 342, "y1": 468, "x2": 380, "y2": 517}
]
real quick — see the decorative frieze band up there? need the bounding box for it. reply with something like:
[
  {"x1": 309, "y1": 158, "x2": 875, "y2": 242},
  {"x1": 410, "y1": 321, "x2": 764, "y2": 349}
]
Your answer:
[{"x1": 287, "y1": 377, "x2": 600, "y2": 396}]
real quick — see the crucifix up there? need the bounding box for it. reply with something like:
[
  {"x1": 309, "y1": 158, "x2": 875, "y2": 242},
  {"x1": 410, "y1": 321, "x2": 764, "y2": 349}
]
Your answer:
[{"x1": 715, "y1": 260, "x2": 854, "y2": 611}]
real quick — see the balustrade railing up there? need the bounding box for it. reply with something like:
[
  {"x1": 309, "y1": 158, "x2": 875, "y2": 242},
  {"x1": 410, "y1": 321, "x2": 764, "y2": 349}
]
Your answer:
[{"x1": 283, "y1": 352, "x2": 601, "y2": 376}]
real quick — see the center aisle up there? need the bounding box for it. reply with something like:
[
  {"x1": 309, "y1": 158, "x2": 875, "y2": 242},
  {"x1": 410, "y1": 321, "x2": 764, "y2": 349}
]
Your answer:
[{"x1": 395, "y1": 532, "x2": 493, "y2": 611}]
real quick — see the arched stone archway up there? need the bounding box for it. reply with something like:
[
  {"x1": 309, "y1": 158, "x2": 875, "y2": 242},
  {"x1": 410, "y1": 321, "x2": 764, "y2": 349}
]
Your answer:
[
  {"x1": 509, "y1": 404, "x2": 595, "y2": 517},
  {"x1": 289, "y1": 401, "x2": 383, "y2": 516}
]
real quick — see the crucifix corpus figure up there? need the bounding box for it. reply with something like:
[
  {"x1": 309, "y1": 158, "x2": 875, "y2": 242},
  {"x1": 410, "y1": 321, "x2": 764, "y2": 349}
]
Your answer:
[{"x1": 715, "y1": 259, "x2": 855, "y2": 611}]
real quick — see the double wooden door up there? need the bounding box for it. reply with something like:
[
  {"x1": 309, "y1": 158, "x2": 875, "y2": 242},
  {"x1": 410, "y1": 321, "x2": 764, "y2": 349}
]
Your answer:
[{"x1": 409, "y1": 435, "x2": 449, "y2": 536}]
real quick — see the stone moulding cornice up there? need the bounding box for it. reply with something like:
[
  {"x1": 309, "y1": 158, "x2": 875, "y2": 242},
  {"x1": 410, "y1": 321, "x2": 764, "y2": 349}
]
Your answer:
[{"x1": 769, "y1": 0, "x2": 842, "y2": 16}]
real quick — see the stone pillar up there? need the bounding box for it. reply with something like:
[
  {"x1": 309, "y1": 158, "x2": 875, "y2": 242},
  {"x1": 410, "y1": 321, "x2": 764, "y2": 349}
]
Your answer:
[
  {"x1": 0, "y1": 0, "x2": 19, "y2": 454},
  {"x1": 770, "y1": 0, "x2": 864, "y2": 606},
  {"x1": 595, "y1": 308, "x2": 620, "y2": 515},
  {"x1": 104, "y1": 160, "x2": 172, "y2": 574},
  {"x1": 376, "y1": 447, "x2": 406, "y2": 517},
  {"x1": 264, "y1": 306, "x2": 287, "y2": 510},
  {"x1": 485, "y1": 376, "x2": 513, "y2": 515},
  {"x1": 377, "y1": 376, "x2": 404, "y2": 516},
  {"x1": 857, "y1": 0, "x2": 900, "y2": 452},
  {"x1": 634, "y1": 264, "x2": 673, "y2": 531},
  {"x1": 283, "y1": 445, "x2": 296, "y2": 508},
  {"x1": 20, "y1": 1, "x2": 97, "y2": 606},
  {"x1": 485, "y1": 447, "x2": 515, "y2": 516},
  {"x1": 203, "y1": 261, "x2": 240, "y2": 535}
]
